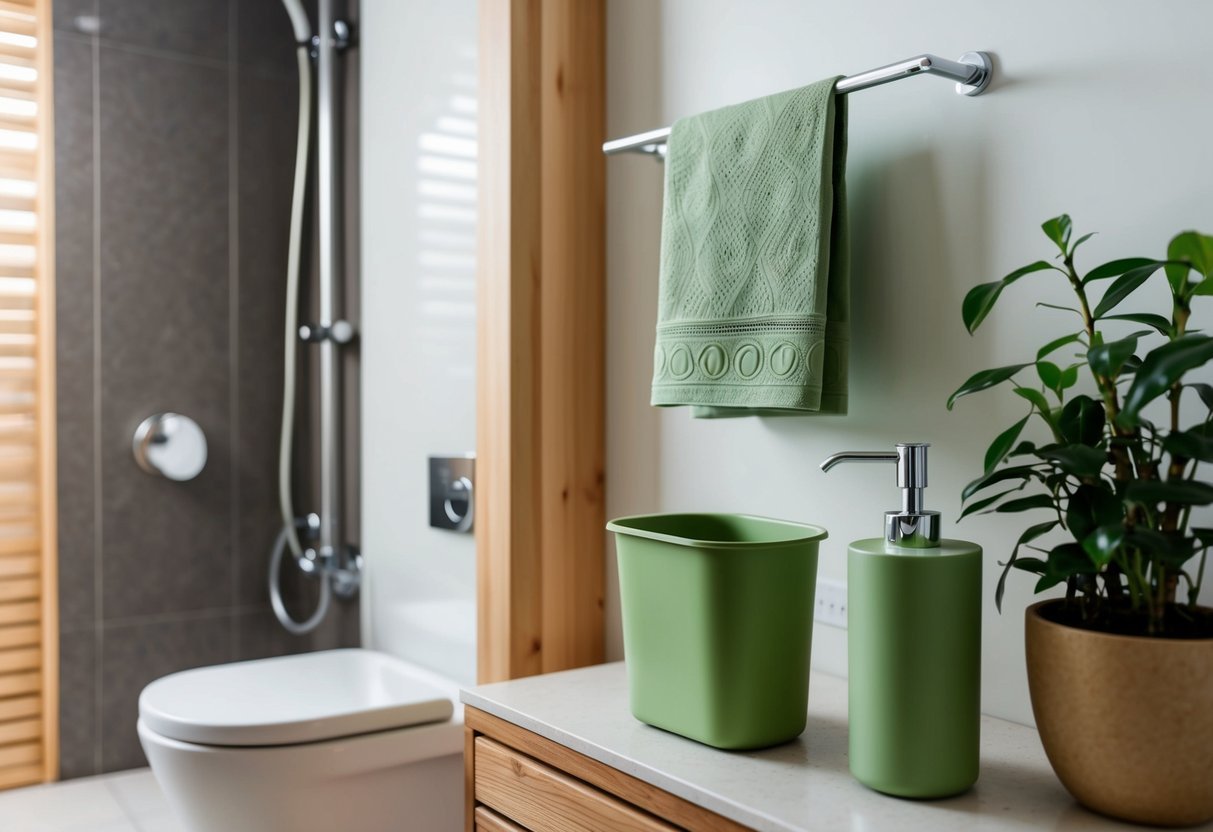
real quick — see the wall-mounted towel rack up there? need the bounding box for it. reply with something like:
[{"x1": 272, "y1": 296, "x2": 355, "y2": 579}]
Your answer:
[{"x1": 603, "y1": 51, "x2": 992, "y2": 157}]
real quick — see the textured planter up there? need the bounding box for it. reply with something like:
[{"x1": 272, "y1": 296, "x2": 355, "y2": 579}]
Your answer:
[{"x1": 1025, "y1": 599, "x2": 1213, "y2": 827}]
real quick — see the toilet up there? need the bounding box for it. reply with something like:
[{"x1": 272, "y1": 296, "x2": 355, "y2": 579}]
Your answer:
[{"x1": 137, "y1": 648, "x2": 464, "y2": 832}]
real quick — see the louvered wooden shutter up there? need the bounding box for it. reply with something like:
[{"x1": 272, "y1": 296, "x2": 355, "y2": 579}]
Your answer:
[{"x1": 0, "y1": 0, "x2": 56, "y2": 790}]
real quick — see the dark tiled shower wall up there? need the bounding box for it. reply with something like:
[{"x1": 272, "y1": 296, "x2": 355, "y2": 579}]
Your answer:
[{"x1": 53, "y1": 0, "x2": 359, "y2": 778}]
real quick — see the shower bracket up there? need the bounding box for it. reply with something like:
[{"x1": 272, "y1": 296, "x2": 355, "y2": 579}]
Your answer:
[
  {"x1": 299, "y1": 319, "x2": 358, "y2": 344},
  {"x1": 309, "y1": 18, "x2": 353, "y2": 59}
]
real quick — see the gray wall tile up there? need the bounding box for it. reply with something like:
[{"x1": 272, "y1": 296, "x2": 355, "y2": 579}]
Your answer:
[
  {"x1": 95, "y1": 0, "x2": 229, "y2": 62},
  {"x1": 236, "y1": 0, "x2": 307, "y2": 78},
  {"x1": 100, "y1": 614, "x2": 232, "y2": 771},
  {"x1": 97, "y1": 45, "x2": 232, "y2": 620},
  {"x1": 58, "y1": 630, "x2": 98, "y2": 779},
  {"x1": 235, "y1": 71, "x2": 293, "y2": 606},
  {"x1": 55, "y1": 36, "x2": 97, "y2": 635}
]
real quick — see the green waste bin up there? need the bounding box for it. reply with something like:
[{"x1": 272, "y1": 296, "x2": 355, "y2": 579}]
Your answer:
[{"x1": 607, "y1": 513, "x2": 827, "y2": 750}]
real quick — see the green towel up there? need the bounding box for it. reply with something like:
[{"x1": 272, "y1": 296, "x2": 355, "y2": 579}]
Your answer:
[{"x1": 651, "y1": 77, "x2": 849, "y2": 418}]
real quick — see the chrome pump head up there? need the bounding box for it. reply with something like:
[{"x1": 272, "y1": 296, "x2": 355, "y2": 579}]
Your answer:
[{"x1": 820, "y1": 442, "x2": 941, "y2": 548}]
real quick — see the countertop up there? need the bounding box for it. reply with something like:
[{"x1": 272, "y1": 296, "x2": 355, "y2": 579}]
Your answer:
[{"x1": 461, "y1": 662, "x2": 1204, "y2": 832}]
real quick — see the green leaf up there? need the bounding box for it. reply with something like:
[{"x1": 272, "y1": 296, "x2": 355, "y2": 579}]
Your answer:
[
  {"x1": 1165, "y1": 231, "x2": 1213, "y2": 292},
  {"x1": 1011, "y1": 556, "x2": 1047, "y2": 574},
  {"x1": 1081, "y1": 524, "x2": 1125, "y2": 567},
  {"x1": 959, "y1": 488, "x2": 1021, "y2": 521},
  {"x1": 1036, "y1": 333, "x2": 1082, "y2": 363},
  {"x1": 1192, "y1": 527, "x2": 1213, "y2": 547},
  {"x1": 947, "y1": 363, "x2": 1031, "y2": 410},
  {"x1": 1162, "y1": 424, "x2": 1213, "y2": 463},
  {"x1": 1066, "y1": 484, "x2": 1122, "y2": 540},
  {"x1": 1057, "y1": 395, "x2": 1106, "y2": 446},
  {"x1": 985, "y1": 416, "x2": 1030, "y2": 474},
  {"x1": 1010, "y1": 440, "x2": 1038, "y2": 457},
  {"x1": 1037, "y1": 445, "x2": 1108, "y2": 478},
  {"x1": 1037, "y1": 361, "x2": 1062, "y2": 391},
  {"x1": 1036, "y1": 542, "x2": 1095, "y2": 591},
  {"x1": 1041, "y1": 215, "x2": 1072, "y2": 253},
  {"x1": 1124, "y1": 480, "x2": 1213, "y2": 507},
  {"x1": 1188, "y1": 383, "x2": 1213, "y2": 412},
  {"x1": 1082, "y1": 257, "x2": 1156, "y2": 285},
  {"x1": 1100, "y1": 313, "x2": 1172, "y2": 336},
  {"x1": 962, "y1": 261, "x2": 1055, "y2": 334},
  {"x1": 1058, "y1": 364, "x2": 1080, "y2": 391},
  {"x1": 1049, "y1": 543, "x2": 1097, "y2": 575},
  {"x1": 1013, "y1": 386, "x2": 1051, "y2": 413},
  {"x1": 1125, "y1": 527, "x2": 1197, "y2": 567},
  {"x1": 962, "y1": 464, "x2": 1041, "y2": 501},
  {"x1": 1069, "y1": 232, "x2": 1096, "y2": 256},
  {"x1": 1037, "y1": 302, "x2": 1081, "y2": 316},
  {"x1": 1092, "y1": 263, "x2": 1165, "y2": 318},
  {"x1": 1119, "y1": 335, "x2": 1213, "y2": 425},
  {"x1": 995, "y1": 520, "x2": 1058, "y2": 612},
  {"x1": 1087, "y1": 332, "x2": 1147, "y2": 378},
  {"x1": 996, "y1": 494, "x2": 1056, "y2": 514}
]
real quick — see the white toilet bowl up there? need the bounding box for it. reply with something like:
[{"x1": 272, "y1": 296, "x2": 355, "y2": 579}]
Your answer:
[{"x1": 138, "y1": 648, "x2": 464, "y2": 832}]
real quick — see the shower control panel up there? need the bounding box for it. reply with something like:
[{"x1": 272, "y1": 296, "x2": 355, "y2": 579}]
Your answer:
[{"x1": 429, "y1": 454, "x2": 476, "y2": 533}]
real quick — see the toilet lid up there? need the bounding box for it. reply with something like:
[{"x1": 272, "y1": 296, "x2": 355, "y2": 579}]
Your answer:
[{"x1": 138, "y1": 649, "x2": 455, "y2": 747}]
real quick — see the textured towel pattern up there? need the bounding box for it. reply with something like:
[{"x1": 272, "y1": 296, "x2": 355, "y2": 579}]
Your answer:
[{"x1": 651, "y1": 77, "x2": 849, "y2": 416}]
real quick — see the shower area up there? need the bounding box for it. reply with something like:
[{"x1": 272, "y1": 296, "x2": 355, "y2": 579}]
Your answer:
[{"x1": 48, "y1": 0, "x2": 478, "y2": 779}]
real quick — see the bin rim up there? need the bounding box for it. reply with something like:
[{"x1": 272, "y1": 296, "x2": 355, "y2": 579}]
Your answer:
[{"x1": 606, "y1": 512, "x2": 828, "y2": 550}]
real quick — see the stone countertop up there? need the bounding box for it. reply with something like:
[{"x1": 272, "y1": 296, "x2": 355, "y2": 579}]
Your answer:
[{"x1": 461, "y1": 661, "x2": 1200, "y2": 832}]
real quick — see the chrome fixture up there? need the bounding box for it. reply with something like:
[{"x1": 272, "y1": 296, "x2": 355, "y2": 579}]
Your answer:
[
  {"x1": 272, "y1": 0, "x2": 361, "y2": 635},
  {"x1": 603, "y1": 51, "x2": 992, "y2": 157},
  {"x1": 132, "y1": 413, "x2": 207, "y2": 482},
  {"x1": 820, "y1": 443, "x2": 941, "y2": 548},
  {"x1": 429, "y1": 455, "x2": 475, "y2": 533}
]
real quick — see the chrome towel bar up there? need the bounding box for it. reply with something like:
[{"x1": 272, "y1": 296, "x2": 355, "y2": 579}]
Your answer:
[{"x1": 602, "y1": 51, "x2": 992, "y2": 157}]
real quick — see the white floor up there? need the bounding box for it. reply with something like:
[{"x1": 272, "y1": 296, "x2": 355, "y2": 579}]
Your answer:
[{"x1": 0, "y1": 768, "x2": 182, "y2": 832}]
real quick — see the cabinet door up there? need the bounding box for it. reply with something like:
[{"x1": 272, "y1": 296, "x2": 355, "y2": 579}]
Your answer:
[
  {"x1": 475, "y1": 806, "x2": 531, "y2": 832},
  {"x1": 474, "y1": 737, "x2": 677, "y2": 832}
]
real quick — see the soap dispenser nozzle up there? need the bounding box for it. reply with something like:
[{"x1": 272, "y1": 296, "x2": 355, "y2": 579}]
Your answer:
[{"x1": 820, "y1": 443, "x2": 940, "y2": 548}]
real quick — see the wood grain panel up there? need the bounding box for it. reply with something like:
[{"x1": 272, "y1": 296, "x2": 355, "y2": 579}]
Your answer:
[
  {"x1": 466, "y1": 707, "x2": 751, "y2": 832},
  {"x1": 0, "y1": 695, "x2": 38, "y2": 722},
  {"x1": 0, "y1": 763, "x2": 41, "y2": 789},
  {"x1": 475, "y1": 806, "x2": 531, "y2": 832},
  {"x1": 477, "y1": 0, "x2": 606, "y2": 683},
  {"x1": 475, "y1": 737, "x2": 675, "y2": 832}
]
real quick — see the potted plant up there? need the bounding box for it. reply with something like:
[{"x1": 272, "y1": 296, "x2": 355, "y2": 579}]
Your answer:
[{"x1": 948, "y1": 216, "x2": 1213, "y2": 827}]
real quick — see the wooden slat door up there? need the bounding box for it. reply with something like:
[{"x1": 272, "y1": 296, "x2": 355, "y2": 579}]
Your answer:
[{"x1": 0, "y1": 0, "x2": 57, "y2": 790}]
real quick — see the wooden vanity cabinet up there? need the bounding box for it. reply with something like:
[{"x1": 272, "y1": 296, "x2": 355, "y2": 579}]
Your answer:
[{"x1": 464, "y1": 706, "x2": 752, "y2": 832}]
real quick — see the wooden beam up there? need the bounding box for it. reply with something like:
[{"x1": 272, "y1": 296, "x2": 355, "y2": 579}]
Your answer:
[{"x1": 476, "y1": 0, "x2": 606, "y2": 683}]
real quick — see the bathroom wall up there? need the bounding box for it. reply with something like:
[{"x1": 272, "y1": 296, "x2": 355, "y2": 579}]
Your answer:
[
  {"x1": 53, "y1": 0, "x2": 358, "y2": 778},
  {"x1": 358, "y1": 0, "x2": 478, "y2": 689},
  {"x1": 606, "y1": 0, "x2": 1213, "y2": 726}
]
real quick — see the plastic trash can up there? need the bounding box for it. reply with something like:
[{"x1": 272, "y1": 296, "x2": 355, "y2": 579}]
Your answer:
[{"x1": 607, "y1": 513, "x2": 827, "y2": 750}]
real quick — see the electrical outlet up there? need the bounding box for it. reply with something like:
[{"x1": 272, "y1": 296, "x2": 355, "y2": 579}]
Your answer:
[{"x1": 815, "y1": 577, "x2": 847, "y2": 629}]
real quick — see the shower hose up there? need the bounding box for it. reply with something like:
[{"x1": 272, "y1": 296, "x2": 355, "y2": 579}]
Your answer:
[{"x1": 268, "y1": 43, "x2": 332, "y2": 636}]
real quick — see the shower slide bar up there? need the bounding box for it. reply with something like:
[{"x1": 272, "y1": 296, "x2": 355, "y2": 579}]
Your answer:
[{"x1": 602, "y1": 51, "x2": 992, "y2": 157}]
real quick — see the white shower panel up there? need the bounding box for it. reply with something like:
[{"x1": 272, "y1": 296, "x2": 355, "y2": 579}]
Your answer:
[{"x1": 360, "y1": 0, "x2": 478, "y2": 688}]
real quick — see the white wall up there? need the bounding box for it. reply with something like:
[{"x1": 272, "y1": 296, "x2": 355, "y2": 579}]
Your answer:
[
  {"x1": 606, "y1": 0, "x2": 1213, "y2": 725},
  {"x1": 360, "y1": 0, "x2": 478, "y2": 687}
]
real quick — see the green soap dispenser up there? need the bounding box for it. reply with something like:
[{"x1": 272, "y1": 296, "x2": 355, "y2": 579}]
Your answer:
[{"x1": 821, "y1": 442, "x2": 981, "y2": 798}]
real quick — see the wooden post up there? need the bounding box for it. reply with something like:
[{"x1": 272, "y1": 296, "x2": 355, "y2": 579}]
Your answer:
[{"x1": 476, "y1": 0, "x2": 606, "y2": 683}]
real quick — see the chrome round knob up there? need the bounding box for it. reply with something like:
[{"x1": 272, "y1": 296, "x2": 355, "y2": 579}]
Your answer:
[
  {"x1": 330, "y1": 320, "x2": 356, "y2": 344},
  {"x1": 132, "y1": 413, "x2": 207, "y2": 482}
]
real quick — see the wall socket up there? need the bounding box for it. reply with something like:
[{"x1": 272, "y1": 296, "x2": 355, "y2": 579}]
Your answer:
[{"x1": 814, "y1": 577, "x2": 848, "y2": 629}]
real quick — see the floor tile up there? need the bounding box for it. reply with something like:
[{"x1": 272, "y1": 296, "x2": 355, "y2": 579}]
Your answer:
[
  {"x1": 104, "y1": 768, "x2": 172, "y2": 820},
  {"x1": 0, "y1": 777, "x2": 132, "y2": 831}
]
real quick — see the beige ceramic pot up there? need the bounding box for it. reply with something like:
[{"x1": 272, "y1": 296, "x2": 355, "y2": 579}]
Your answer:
[{"x1": 1025, "y1": 599, "x2": 1213, "y2": 827}]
